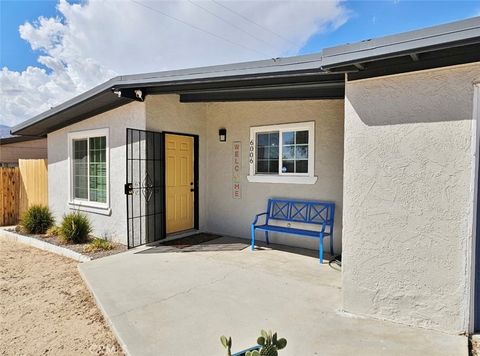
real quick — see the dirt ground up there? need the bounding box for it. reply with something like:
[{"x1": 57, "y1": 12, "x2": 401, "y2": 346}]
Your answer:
[{"x1": 0, "y1": 239, "x2": 122, "y2": 355}]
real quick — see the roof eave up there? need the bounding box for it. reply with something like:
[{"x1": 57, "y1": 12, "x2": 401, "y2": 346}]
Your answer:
[
  {"x1": 11, "y1": 69, "x2": 341, "y2": 136},
  {"x1": 322, "y1": 16, "x2": 480, "y2": 70}
]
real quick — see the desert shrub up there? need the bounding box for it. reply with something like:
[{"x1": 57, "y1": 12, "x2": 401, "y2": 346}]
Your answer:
[
  {"x1": 20, "y1": 205, "x2": 54, "y2": 234},
  {"x1": 59, "y1": 212, "x2": 92, "y2": 243},
  {"x1": 83, "y1": 238, "x2": 114, "y2": 253},
  {"x1": 46, "y1": 225, "x2": 61, "y2": 237}
]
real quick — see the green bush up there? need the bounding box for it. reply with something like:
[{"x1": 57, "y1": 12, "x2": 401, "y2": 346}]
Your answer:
[
  {"x1": 59, "y1": 212, "x2": 92, "y2": 243},
  {"x1": 20, "y1": 205, "x2": 54, "y2": 234}
]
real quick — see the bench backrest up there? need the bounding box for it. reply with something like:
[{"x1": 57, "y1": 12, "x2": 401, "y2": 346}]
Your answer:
[{"x1": 267, "y1": 198, "x2": 335, "y2": 226}]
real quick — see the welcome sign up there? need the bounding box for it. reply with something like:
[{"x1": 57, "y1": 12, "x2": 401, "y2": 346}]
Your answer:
[{"x1": 232, "y1": 141, "x2": 241, "y2": 199}]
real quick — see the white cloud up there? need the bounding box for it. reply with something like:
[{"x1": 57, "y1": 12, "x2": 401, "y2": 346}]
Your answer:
[{"x1": 1, "y1": 0, "x2": 349, "y2": 127}]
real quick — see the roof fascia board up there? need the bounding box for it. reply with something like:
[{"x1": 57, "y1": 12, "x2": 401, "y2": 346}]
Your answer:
[
  {"x1": 118, "y1": 53, "x2": 323, "y2": 82},
  {"x1": 12, "y1": 78, "x2": 120, "y2": 133},
  {"x1": 116, "y1": 71, "x2": 339, "y2": 91},
  {"x1": 115, "y1": 64, "x2": 324, "y2": 87},
  {"x1": 322, "y1": 16, "x2": 480, "y2": 68}
]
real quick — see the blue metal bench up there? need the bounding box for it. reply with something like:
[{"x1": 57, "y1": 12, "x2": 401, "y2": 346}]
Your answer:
[{"x1": 251, "y1": 198, "x2": 335, "y2": 263}]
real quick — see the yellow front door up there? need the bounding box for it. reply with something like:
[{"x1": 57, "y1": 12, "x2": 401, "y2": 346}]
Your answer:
[{"x1": 165, "y1": 134, "x2": 194, "y2": 233}]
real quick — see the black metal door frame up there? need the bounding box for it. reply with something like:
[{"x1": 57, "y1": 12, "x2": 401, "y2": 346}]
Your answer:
[
  {"x1": 125, "y1": 128, "x2": 166, "y2": 248},
  {"x1": 163, "y1": 131, "x2": 199, "y2": 231}
]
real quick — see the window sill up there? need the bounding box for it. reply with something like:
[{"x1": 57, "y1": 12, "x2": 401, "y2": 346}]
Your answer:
[
  {"x1": 247, "y1": 175, "x2": 317, "y2": 184},
  {"x1": 68, "y1": 202, "x2": 111, "y2": 216}
]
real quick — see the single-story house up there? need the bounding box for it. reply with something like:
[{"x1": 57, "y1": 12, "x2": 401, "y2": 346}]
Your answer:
[
  {"x1": 12, "y1": 17, "x2": 480, "y2": 336},
  {"x1": 0, "y1": 136, "x2": 47, "y2": 167}
]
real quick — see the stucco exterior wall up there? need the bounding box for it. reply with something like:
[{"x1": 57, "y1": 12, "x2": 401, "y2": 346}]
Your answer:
[
  {"x1": 342, "y1": 63, "x2": 480, "y2": 333},
  {"x1": 205, "y1": 100, "x2": 344, "y2": 252},
  {"x1": 48, "y1": 94, "x2": 344, "y2": 251},
  {"x1": 48, "y1": 102, "x2": 146, "y2": 243},
  {"x1": 145, "y1": 94, "x2": 208, "y2": 231}
]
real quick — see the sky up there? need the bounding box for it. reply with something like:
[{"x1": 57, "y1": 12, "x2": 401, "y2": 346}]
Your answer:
[{"x1": 1, "y1": 0, "x2": 479, "y2": 128}]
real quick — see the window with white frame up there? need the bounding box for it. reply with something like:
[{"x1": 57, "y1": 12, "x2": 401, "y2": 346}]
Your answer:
[
  {"x1": 69, "y1": 129, "x2": 109, "y2": 207},
  {"x1": 248, "y1": 122, "x2": 316, "y2": 184}
]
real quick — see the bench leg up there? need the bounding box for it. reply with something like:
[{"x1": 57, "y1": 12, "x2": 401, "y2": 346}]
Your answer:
[
  {"x1": 319, "y1": 235, "x2": 324, "y2": 264},
  {"x1": 329, "y1": 231, "x2": 334, "y2": 257},
  {"x1": 265, "y1": 231, "x2": 270, "y2": 245},
  {"x1": 251, "y1": 225, "x2": 255, "y2": 251}
]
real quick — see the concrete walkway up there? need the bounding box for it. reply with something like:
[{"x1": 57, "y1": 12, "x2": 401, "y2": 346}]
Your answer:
[{"x1": 79, "y1": 237, "x2": 467, "y2": 356}]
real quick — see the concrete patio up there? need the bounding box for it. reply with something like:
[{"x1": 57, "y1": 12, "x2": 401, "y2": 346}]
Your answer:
[{"x1": 78, "y1": 237, "x2": 467, "y2": 355}]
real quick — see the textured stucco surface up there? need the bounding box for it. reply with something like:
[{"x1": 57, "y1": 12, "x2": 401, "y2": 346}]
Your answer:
[
  {"x1": 342, "y1": 63, "x2": 480, "y2": 334},
  {"x1": 205, "y1": 100, "x2": 344, "y2": 252},
  {"x1": 48, "y1": 102, "x2": 145, "y2": 243}
]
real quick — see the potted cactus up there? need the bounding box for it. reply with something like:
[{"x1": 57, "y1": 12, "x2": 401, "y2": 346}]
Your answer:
[{"x1": 220, "y1": 330, "x2": 287, "y2": 356}]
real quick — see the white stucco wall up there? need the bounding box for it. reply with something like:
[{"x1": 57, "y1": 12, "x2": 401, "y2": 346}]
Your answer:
[
  {"x1": 342, "y1": 63, "x2": 480, "y2": 333},
  {"x1": 205, "y1": 100, "x2": 345, "y2": 252},
  {"x1": 48, "y1": 102, "x2": 146, "y2": 243}
]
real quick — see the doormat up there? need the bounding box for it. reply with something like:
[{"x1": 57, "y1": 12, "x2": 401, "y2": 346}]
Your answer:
[{"x1": 160, "y1": 233, "x2": 221, "y2": 249}]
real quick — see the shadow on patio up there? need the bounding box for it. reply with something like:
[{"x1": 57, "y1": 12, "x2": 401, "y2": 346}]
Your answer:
[
  {"x1": 79, "y1": 236, "x2": 467, "y2": 356},
  {"x1": 136, "y1": 234, "x2": 324, "y2": 259}
]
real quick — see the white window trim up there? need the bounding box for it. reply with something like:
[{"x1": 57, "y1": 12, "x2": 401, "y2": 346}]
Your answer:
[
  {"x1": 247, "y1": 121, "x2": 317, "y2": 184},
  {"x1": 67, "y1": 128, "x2": 110, "y2": 212}
]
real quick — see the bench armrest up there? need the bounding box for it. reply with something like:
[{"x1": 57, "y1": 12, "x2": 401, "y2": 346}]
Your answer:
[{"x1": 252, "y1": 212, "x2": 268, "y2": 226}]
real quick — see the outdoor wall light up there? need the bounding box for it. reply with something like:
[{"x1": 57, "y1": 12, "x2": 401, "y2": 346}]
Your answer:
[{"x1": 219, "y1": 128, "x2": 227, "y2": 142}]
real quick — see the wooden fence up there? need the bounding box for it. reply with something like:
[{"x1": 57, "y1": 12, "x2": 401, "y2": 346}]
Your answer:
[
  {"x1": 0, "y1": 167, "x2": 19, "y2": 225},
  {"x1": 18, "y1": 159, "x2": 48, "y2": 216},
  {"x1": 0, "y1": 159, "x2": 48, "y2": 225}
]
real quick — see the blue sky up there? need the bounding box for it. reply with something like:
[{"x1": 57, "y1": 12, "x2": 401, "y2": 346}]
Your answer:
[
  {"x1": 1, "y1": 0, "x2": 58, "y2": 71},
  {"x1": 302, "y1": 1, "x2": 480, "y2": 53},
  {"x1": 2, "y1": 0, "x2": 479, "y2": 72}
]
